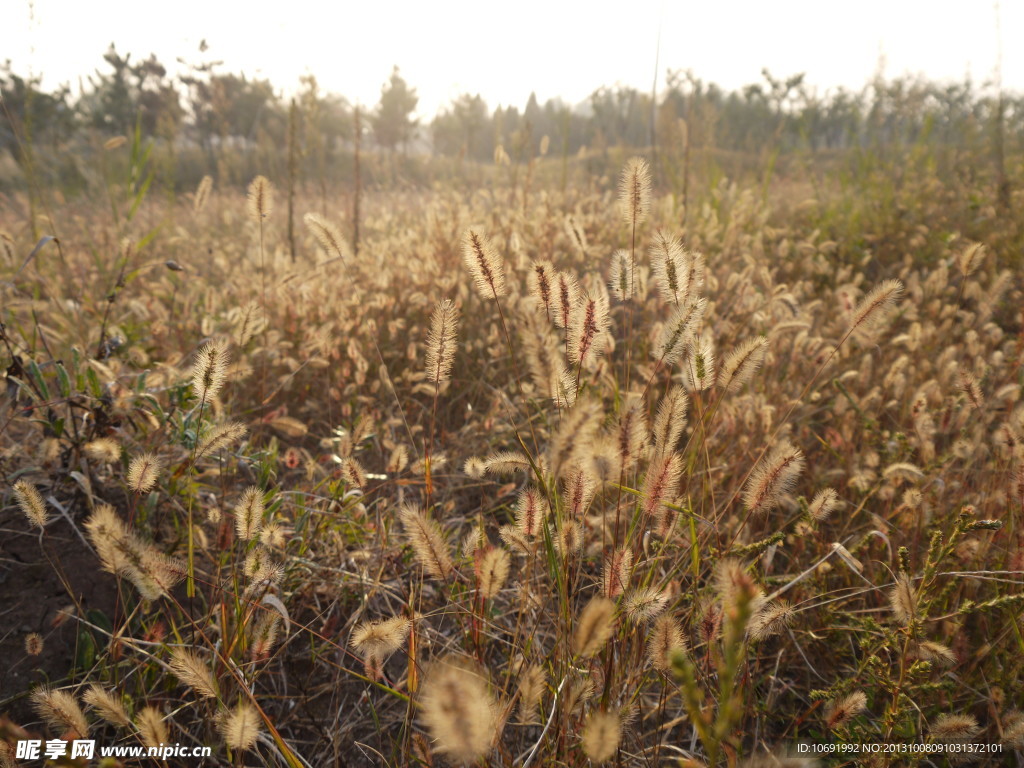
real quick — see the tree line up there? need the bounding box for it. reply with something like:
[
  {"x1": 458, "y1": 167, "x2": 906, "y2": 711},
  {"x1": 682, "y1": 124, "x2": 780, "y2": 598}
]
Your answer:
[{"x1": 2, "y1": 42, "x2": 1021, "y2": 191}]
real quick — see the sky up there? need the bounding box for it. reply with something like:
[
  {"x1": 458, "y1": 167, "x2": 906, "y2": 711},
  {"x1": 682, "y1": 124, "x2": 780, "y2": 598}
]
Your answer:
[{"x1": 3, "y1": 0, "x2": 1020, "y2": 118}]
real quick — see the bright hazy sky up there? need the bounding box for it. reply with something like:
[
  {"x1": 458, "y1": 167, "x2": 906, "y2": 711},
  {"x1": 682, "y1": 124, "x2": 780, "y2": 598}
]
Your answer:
[{"x1": 3, "y1": 0, "x2": 1020, "y2": 117}]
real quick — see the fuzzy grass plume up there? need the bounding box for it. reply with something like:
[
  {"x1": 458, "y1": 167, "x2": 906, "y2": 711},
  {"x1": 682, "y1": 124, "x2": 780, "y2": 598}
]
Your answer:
[
  {"x1": 234, "y1": 486, "x2": 266, "y2": 541},
  {"x1": 127, "y1": 453, "x2": 163, "y2": 494},
  {"x1": 192, "y1": 339, "x2": 229, "y2": 403},
  {"x1": 574, "y1": 596, "x2": 616, "y2": 657},
  {"x1": 220, "y1": 702, "x2": 261, "y2": 751},
  {"x1": 399, "y1": 505, "x2": 453, "y2": 580},
  {"x1": 31, "y1": 687, "x2": 89, "y2": 738},
  {"x1": 619, "y1": 156, "x2": 651, "y2": 228},
  {"x1": 419, "y1": 656, "x2": 499, "y2": 763},
  {"x1": 247, "y1": 175, "x2": 273, "y2": 220},
  {"x1": 742, "y1": 440, "x2": 805, "y2": 516},
  {"x1": 193, "y1": 174, "x2": 213, "y2": 213},
  {"x1": 425, "y1": 299, "x2": 459, "y2": 385},
  {"x1": 582, "y1": 709, "x2": 622, "y2": 763},
  {"x1": 168, "y1": 647, "x2": 219, "y2": 699},
  {"x1": 462, "y1": 228, "x2": 506, "y2": 299},
  {"x1": 83, "y1": 686, "x2": 132, "y2": 728},
  {"x1": 304, "y1": 212, "x2": 349, "y2": 260},
  {"x1": 13, "y1": 480, "x2": 48, "y2": 529}
]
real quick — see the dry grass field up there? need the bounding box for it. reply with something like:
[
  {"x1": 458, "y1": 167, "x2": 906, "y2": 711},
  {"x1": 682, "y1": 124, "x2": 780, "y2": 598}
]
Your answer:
[{"x1": 1, "y1": 115, "x2": 1023, "y2": 767}]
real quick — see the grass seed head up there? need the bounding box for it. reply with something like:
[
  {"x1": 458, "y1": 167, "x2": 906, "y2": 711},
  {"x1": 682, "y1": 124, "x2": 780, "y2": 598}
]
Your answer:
[
  {"x1": 127, "y1": 453, "x2": 163, "y2": 494},
  {"x1": 476, "y1": 546, "x2": 511, "y2": 599},
  {"x1": 913, "y1": 640, "x2": 957, "y2": 666},
  {"x1": 743, "y1": 440, "x2": 805, "y2": 516},
  {"x1": 220, "y1": 702, "x2": 261, "y2": 751},
  {"x1": 619, "y1": 156, "x2": 651, "y2": 228},
  {"x1": 84, "y1": 503, "x2": 130, "y2": 573},
  {"x1": 31, "y1": 687, "x2": 89, "y2": 738},
  {"x1": 564, "y1": 214, "x2": 587, "y2": 255},
  {"x1": 568, "y1": 291, "x2": 611, "y2": 369},
  {"x1": 748, "y1": 600, "x2": 794, "y2": 640},
  {"x1": 554, "y1": 270, "x2": 580, "y2": 329},
  {"x1": 652, "y1": 386, "x2": 689, "y2": 457},
  {"x1": 195, "y1": 421, "x2": 247, "y2": 463},
  {"x1": 602, "y1": 546, "x2": 634, "y2": 598},
  {"x1": 482, "y1": 450, "x2": 531, "y2": 475},
  {"x1": 648, "y1": 613, "x2": 686, "y2": 671},
  {"x1": 304, "y1": 212, "x2": 349, "y2": 260},
  {"x1": 192, "y1": 338, "x2": 229, "y2": 403},
  {"x1": 168, "y1": 647, "x2": 219, "y2": 699},
  {"x1": 641, "y1": 452, "x2": 683, "y2": 521},
  {"x1": 824, "y1": 690, "x2": 867, "y2": 730},
  {"x1": 84, "y1": 503, "x2": 183, "y2": 600},
  {"x1": 849, "y1": 279, "x2": 903, "y2": 334},
  {"x1": 654, "y1": 298, "x2": 706, "y2": 366},
  {"x1": 890, "y1": 572, "x2": 918, "y2": 625},
  {"x1": 609, "y1": 249, "x2": 635, "y2": 301},
  {"x1": 718, "y1": 336, "x2": 769, "y2": 392},
  {"x1": 563, "y1": 465, "x2": 596, "y2": 518},
  {"x1": 930, "y1": 713, "x2": 980, "y2": 741},
  {"x1": 574, "y1": 596, "x2": 616, "y2": 658},
  {"x1": 714, "y1": 559, "x2": 760, "y2": 613},
  {"x1": 582, "y1": 709, "x2": 622, "y2": 763},
  {"x1": 83, "y1": 686, "x2": 132, "y2": 728},
  {"x1": 247, "y1": 175, "x2": 273, "y2": 220},
  {"x1": 193, "y1": 174, "x2": 213, "y2": 212},
  {"x1": 84, "y1": 437, "x2": 122, "y2": 463},
  {"x1": 24, "y1": 632, "x2": 44, "y2": 656},
  {"x1": 683, "y1": 333, "x2": 715, "y2": 392},
  {"x1": 399, "y1": 505, "x2": 453, "y2": 580},
  {"x1": 351, "y1": 616, "x2": 412, "y2": 660},
  {"x1": 516, "y1": 664, "x2": 545, "y2": 724},
  {"x1": 650, "y1": 230, "x2": 686, "y2": 304},
  {"x1": 955, "y1": 242, "x2": 986, "y2": 278},
  {"x1": 624, "y1": 586, "x2": 669, "y2": 622},
  {"x1": 555, "y1": 519, "x2": 584, "y2": 556},
  {"x1": 234, "y1": 486, "x2": 266, "y2": 541},
  {"x1": 13, "y1": 480, "x2": 48, "y2": 529},
  {"x1": 808, "y1": 488, "x2": 840, "y2": 522},
  {"x1": 135, "y1": 706, "x2": 168, "y2": 749},
  {"x1": 425, "y1": 298, "x2": 459, "y2": 385},
  {"x1": 419, "y1": 656, "x2": 499, "y2": 764},
  {"x1": 249, "y1": 610, "x2": 282, "y2": 661},
  {"x1": 515, "y1": 486, "x2": 549, "y2": 538},
  {"x1": 129, "y1": 550, "x2": 186, "y2": 600},
  {"x1": 1002, "y1": 712, "x2": 1024, "y2": 748},
  {"x1": 529, "y1": 260, "x2": 555, "y2": 316},
  {"x1": 957, "y1": 370, "x2": 984, "y2": 412},
  {"x1": 614, "y1": 398, "x2": 649, "y2": 474},
  {"x1": 462, "y1": 228, "x2": 507, "y2": 299}
]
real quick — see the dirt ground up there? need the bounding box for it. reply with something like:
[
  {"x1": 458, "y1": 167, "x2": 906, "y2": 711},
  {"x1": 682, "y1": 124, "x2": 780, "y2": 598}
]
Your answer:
[{"x1": 0, "y1": 503, "x2": 117, "y2": 729}]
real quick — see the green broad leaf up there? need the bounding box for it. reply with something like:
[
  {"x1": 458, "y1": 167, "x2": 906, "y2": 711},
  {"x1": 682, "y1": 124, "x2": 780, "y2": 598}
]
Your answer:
[
  {"x1": 75, "y1": 629, "x2": 97, "y2": 671},
  {"x1": 71, "y1": 347, "x2": 85, "y2": 389},
  {"x1": 27, "y1": 360, "x2": 50, "y2": 400},
  {"x1": 86, "y1": 608, "x2": 114, "y2": 638},
  {"x1": 86, "y1": 367, "x2": 103, "y2": 398},
  {"x1": 55, "y1": 362, "x2": 71, "y2": 398}
]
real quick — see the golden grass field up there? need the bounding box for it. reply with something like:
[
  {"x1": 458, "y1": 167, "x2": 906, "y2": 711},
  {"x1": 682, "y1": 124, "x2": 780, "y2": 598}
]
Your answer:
[{"x1": 1, "y1": 135, "x2": 1023, "y2": 767}]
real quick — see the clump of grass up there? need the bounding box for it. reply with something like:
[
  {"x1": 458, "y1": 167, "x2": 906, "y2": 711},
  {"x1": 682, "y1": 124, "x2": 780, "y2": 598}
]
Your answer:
[{"x1": 2, "y1": 133, "x2": 1021, "y2": 768}]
